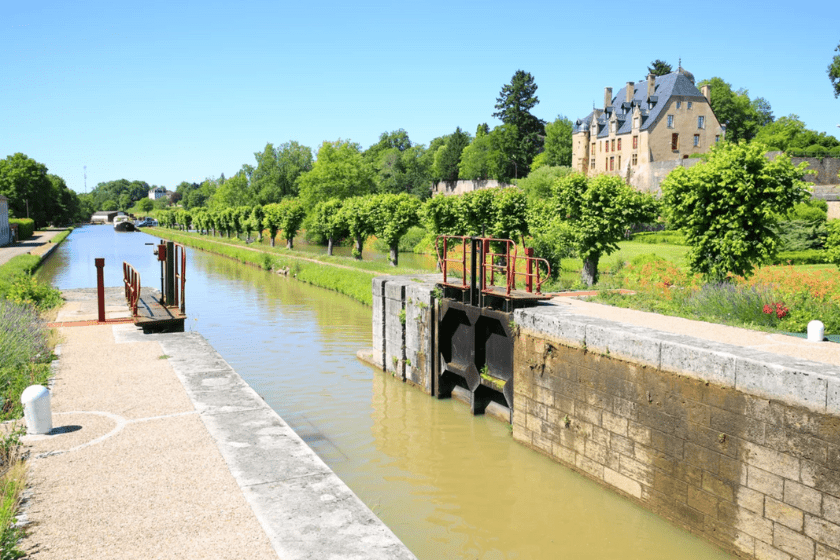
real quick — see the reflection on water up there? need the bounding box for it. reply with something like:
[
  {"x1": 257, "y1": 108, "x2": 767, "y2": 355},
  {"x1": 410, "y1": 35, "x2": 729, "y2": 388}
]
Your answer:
[{"x1": 38, "y1": 226, "x2": 731, "y2": 559}]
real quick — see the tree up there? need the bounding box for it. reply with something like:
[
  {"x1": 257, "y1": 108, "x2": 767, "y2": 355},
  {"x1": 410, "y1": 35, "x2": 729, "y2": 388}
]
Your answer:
[
  {"x1": 310, "y1": 199, "x2": 348, "y2": 255},
  {"x1": 492, "y1": 70, "x2": 546, "y2": 176},
  {"x1": 433, "y1": 127, "x2": 471, "y2": 183},
  {"x1": 252, "y1": 141, "x2": 313, "y2": 204},
  {"x1": 553, "y1": 174, "x2": 657, "y2": 286},
  {"x1": 458, "y1": 130, "x2": 495, "y2": 181},
  {"x1": 278, "y1": 199, "x2": 306, "y2": 249},
  {"x1": 0, "y1": 153, "x2": 55, "y2": 227},
  {"x1": 297, "y1": 140, "x2": 374, "y2": 209},
  {"x1": 697, "y1": 77, "x2": 768, "y2": 142},
  {"x1": 662, "y1": 141, "x2": 809, "y2": 282},
  {"x1": 518, "y1": 166, "x2": 575, "y2": 203},
  {"x1": 539, "y1": 116, "x2": 573, "y2": 168},
  {"x1": 208, "y1": 170, "x2": 254, "y2": 209},
  {"x1": 829, "y1": 42, "x2": 840, "y2": 98},
  {"x1": 370, "y1": 194, "x2": 421, "y2": 266},
  {"x1": 137, "y1": 198, "x2": 154, "y2": 213},
  {"x1": 647, "y1": 60, "x2": 673, "y2": 76},
  {"x1": 337, "y1": 196, "x2": 376, "y2": 259}
]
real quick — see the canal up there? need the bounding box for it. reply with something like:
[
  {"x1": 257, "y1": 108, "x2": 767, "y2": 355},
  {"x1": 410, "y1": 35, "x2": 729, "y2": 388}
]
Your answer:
[{"x1": 38, "y1": 226, "x2": 732, "y2": 560}]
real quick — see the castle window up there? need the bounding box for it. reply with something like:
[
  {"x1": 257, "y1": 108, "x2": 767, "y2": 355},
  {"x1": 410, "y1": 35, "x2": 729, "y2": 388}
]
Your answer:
[
  {"x1": 672, "y1": 133, "x2": 679, "y2": 151},
  {"x1": 591, "y1": 143, "x2": 595, "y2": 156},
  {"x1": 687, "y1": 102, "x2": 693, "y2": 110},
  {"x1": 632, "y1": 153, "x2": 638, "y2": 165},
  {"x1": 590, "y1": 158, "x2": 595, "y2": 168},
  {"x1": 611, "y1": 139, "x2": 615, "y2": 151},
  {"x1": 694, "y1": 134, "x2": 700, "y2": 147},
  {"x1": 617, "y1": 156, "x2": 621, "y2": 169},
  {"x1": 633, "y1": 135, "x2": 638, "y2": 149},
  {"x1": 610, "y1": 157, "x2": 614, "y2": 171},
  {"x1": 676, "y1": 101, "x2": 682, "y2": 109},
  {"x1": 698, "y1": 116, "x2": 705, "y2": 129},
  {"x1": 605, "y1": 141, "x2": 609, "y2": 153},
  {"x1": 667, "y1": 115, "x2": 674, "y2": 128},
  {"x1": 617, "y1": 138, "x2": 622, "y2": 150},
  {"x1": 633, "y1": 117, "x2": 639, "y2": 128}
]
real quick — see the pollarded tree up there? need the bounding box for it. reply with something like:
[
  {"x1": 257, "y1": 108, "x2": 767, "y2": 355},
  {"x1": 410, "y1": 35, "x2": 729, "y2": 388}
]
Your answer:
[
  {"x1": 310, "y1": 199, "x2": 348, "y2": 256},
  {"x1": 553, "y1": 173, "x2": 657, "y2": 286},
  {"x1": 248, "y1": 206, "x2": 264, "y2": 241},
  {"x1": 419, "y1": 194, "x2": 461, "y2": 237},
  {"x1": 278, "y1": 198, "x2": 306, "y2": 249},
  {"x1": 370, "y1": 193, "x2": 421, "y2": 266},
  {"x1": 239, "y1": 206, "x2": 254, "y2": 240},
  {"x1": 262, "y1": 203, "x2": 283, "y2": 247},
  {"x1": 338, "y1": 196, "x2": 376, "y2": 259},
  {"x1": 662, "y1": 141, "x2": 809, "y2": 282}
]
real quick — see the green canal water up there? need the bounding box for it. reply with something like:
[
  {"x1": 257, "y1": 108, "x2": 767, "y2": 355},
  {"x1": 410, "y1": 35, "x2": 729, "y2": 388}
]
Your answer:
[{"x1": 38, "y1": 225, "x2": 732, "y2": 560}]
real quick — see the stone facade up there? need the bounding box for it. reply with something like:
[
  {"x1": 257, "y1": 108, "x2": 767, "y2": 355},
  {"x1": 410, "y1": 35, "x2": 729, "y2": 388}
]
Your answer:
[
  {"x1": 572, "y1": 68, "x2": 725, "y2": 180},
  {"x1": 0, "y1": 196, "x2": 10, "y2": 246},
  {"x1": 432, "y1": 179, "x2": 510, "y2": 196}
]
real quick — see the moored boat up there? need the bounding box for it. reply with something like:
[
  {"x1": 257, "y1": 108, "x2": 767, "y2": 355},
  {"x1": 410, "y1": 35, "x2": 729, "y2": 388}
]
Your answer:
[{"x1": 114, "y1": 215, "x2": 136, "y2": 232}]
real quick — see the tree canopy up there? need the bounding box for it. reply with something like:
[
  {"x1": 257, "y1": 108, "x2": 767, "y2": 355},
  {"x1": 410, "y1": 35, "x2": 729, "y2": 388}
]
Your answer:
[
  {"x1": 662, "y1": 141, "x2": 809, "y2": 282},
  {"x1": 297, "y1": 140, "x2": 374, "y2": 208},
  {"x1": 533, "y1": 116, "x2": 573, "y2": 169},
  {"x1": 492, "y1": 70, "x2": 545, "y2": 178},
  {"x1": 432, "y1": 128, "x2": 471, "y2": 183},
  {"x1": 697, "y1": 77, "x2": 772, "y2": 142},
  {"x1": 251, "y1": 141, "x2": 313, "y2": 204},
  {"x1": 0, "y1": 153, "x2": 83, "y2": 227},
  {"x1": 830, "y1": 41, "x2": 840, "y2": 98},
  {"x1": 647, "y1": 60, "x2": 673, "y2": 76}
]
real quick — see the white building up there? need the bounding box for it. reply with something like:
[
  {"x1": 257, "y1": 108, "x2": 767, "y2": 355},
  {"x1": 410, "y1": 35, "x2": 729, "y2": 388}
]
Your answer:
[{"x1": 149, "y1": 186, "x2": 167, "y2": 200}]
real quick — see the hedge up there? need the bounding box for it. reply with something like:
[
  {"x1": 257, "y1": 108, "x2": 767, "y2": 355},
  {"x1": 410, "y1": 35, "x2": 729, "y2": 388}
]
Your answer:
[
  {"x1": 768, "y1": 249, "x2": 830, "y2": 265},
  {"x1": 9, "y1": 219, "x2": 34, "y2": 241}
]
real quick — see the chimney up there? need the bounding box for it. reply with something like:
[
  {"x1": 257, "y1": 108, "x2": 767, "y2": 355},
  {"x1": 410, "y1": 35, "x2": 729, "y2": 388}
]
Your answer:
[
  {"x1": 604, "y1": 87, "x2": 613, "y2": 109},
  {"x1": 626, "y1": 82, "x2": 634, "y2": 103},
  {"x1": 702, "y1": 84, "x2": 711, "y2": 102},
  {"x1": 647, "y1": 74, "x2": 656, "y2": 98}
]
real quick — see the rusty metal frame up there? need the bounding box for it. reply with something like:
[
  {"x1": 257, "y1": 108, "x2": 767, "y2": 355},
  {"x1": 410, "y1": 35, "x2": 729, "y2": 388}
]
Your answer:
[{"x1": 173, "y1": 242, "x2": 186, "y2": 314}]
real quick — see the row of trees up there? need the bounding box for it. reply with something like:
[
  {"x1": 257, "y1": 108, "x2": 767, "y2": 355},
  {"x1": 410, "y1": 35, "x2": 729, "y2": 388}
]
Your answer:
[{"x1": 0, "y1": 153, "x2": 85, "y2": 227}]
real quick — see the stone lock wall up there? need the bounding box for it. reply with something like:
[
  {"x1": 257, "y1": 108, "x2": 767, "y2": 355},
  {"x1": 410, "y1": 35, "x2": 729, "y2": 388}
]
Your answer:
[
  {"x1": 372, "y1": 277, "x2": 436, "y2": 393},
  {"x1": 512, "y1": 304, "x2": 840, "y2": 560}
]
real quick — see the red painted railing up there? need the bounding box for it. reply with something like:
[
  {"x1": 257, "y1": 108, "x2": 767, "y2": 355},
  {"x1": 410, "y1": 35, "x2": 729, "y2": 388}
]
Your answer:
[
  {"x1": 435, "y1": 236, "x2": 551, "y2": 296},
  {"x1": 123, "y1": 261, "x2": 141, "y2": 317},
  {"x1": 173, "y1": 242, "x2": 186, "y2": 314}
]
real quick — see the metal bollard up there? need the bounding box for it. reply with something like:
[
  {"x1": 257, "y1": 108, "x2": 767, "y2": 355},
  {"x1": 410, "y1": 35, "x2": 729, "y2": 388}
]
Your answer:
[{"x1": 21, "y1": 385, "x2": 52, "y2": 435}]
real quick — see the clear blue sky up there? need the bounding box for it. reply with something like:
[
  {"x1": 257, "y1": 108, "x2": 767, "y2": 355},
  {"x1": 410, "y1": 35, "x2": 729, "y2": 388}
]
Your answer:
[{"x1": 3, "y1": 0, "x2": 839, "y2": 194}]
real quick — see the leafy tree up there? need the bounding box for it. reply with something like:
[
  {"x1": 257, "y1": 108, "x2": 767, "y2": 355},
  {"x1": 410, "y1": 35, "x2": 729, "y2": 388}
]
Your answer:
[
  {"x1": 539, "y1": 116, "x2": 573, "y2": 168},
  {"x1": 262, "y1": 203, "x2": 283, "y2": 247},
  {"x1": 208, "y1": 170, "x2": 255, "y2": 209},
  {"x1": 137, "y1": 198, "x2": 154, "y2": 213},
  {"x1": 517, "y1": 166, "x2": 575, "y2": 204},
  {"x1": 370, "y1": 194, "x2": 421, "y2": 266},
  {"x1": 526, "y1": 198, "x2": 576, "y2": 279},
  {"x1": 697, "y1": 77, "x2": 768, "y2": 142},
  {"x1": 102, "y1": 199, "x2": 117, "y2": 211},
  {"x1": 662, "y1": 141, "x2": 809, "y2": 282},
  {"x1": 0, "y1": 153, "x2": 56, "y2": 227},
  {"x1": 297, "y1": 140, "x2": 374, "y2": 208},
  {"x1": 252, "y1": 141, "x2": 313, "y2": 204},
  {"x1": 433, "y1": 127, "x2": 471, "y2": 183},
  {"x1": 458, "y1": 130, "x2": 495, "y2": 181},
  {"x1": 647, "y1": 60, "x2": 673, "y2": 76},
  {"x1": 278, "y1": 198, "x2": 306, "y2": 249},
  {"x1": 829, "y1": 42, "x2": 840, "y2": 98},
  {"x1": 248, "y1": 206, "x2": 264, "y2": 241},
  {"x1": 553, "y1": 174, "x2": 657, "y2": 286},
  {"x1": 826, "y1": 220, "x2": 840, "y2": 266},
  {"x1": 751, "y1": 97, "x2": 774, "y2": 128},
  {"x1": 492, "y1": 70, "x2": 545, "y2": 177},
  {"x1": 310, "y1": 199, "x2": 348, "y2": 255},
  {"x1": 337, "y1": 196, "x2": 376, "y2": 259},
  {"x1": 367, "y1": 132, "x2": 433, "y2": 197},
  {"x1": 119, "y1": 193, "x2": 132, "y2": 211},
  {"x1": 420, "y1": 194, "x2": 461, "y2": 236}
]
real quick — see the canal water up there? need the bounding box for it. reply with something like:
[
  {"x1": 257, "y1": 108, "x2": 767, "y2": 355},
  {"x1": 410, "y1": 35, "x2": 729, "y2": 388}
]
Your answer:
[{"x1": 38, "y1": 226, "x2": 732, "y2": 560}]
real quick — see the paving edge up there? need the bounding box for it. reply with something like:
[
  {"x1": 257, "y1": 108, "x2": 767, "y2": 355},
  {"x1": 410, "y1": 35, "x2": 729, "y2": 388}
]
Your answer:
[{"x1": 113, "y1": 324, "x2": 417, "y2": 560}]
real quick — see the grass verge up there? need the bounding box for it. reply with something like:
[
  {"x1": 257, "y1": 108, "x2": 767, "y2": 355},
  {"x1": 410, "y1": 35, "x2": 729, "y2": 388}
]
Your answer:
[{"x1": 150, "y1": 229, "x2": 380, "y2": 306}]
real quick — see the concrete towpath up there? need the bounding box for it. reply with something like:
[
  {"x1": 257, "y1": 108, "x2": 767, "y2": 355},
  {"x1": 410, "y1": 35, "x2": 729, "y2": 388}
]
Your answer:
[
  {"x1": 0, "y1": 229, "x2": 66, "y2": 266},
  {"x1": 20, "y1": 288, "x2": 416, "y2": 560}
]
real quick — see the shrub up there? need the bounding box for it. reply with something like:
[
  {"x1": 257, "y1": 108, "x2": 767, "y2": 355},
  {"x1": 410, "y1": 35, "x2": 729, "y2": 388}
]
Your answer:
[
  {"x1": 8, "y1": 219, "x2": 34, "y2": 241},
  {"x1": 769, "y1": 249, "x2": 829, "y2": 265},
  {"x1": 686, "y1": 283, "x2": 780, "y2": 328}
]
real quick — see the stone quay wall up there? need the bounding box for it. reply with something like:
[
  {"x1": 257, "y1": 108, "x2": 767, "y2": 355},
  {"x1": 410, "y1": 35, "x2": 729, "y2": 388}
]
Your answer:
[
  {"x1": 372, "y1": 276, "x2": 840, "y2": 560},
  {"x1": 513, "y1": 303, "x2": 840, "y2": 560}
]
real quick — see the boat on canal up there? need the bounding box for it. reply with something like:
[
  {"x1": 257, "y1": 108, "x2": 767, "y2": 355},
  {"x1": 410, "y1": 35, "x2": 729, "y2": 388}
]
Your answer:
[{"x1": 113, "y1": 215, "x2": 136, "y2": 232}]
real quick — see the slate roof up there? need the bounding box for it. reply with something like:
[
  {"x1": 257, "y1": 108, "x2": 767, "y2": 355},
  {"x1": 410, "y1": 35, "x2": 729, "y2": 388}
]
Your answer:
[{"x1": 573, "y1": 70, "x2": 708, "y2": 138}]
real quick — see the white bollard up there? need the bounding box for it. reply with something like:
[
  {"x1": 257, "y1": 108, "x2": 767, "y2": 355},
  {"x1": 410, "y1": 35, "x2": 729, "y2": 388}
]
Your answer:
[
  {"x1": 807, "y1": 320, "x2": 825, "y2": 343},
  {"x1": 21, "y1": 385, "x2": 52, "y2": 435}
]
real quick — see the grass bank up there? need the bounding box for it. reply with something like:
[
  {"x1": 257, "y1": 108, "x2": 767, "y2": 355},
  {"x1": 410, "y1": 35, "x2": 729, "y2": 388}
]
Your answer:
[{"x1": 148, "y1": 229, "x2": 400, "y2": 306}]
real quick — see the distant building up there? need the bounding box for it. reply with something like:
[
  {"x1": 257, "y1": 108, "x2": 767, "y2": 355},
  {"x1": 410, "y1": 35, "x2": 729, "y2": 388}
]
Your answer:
[
  {"x1": 149, "y1": 186, "x2": 167, "y2": 200},
  {"x1": 0, "y1": 196, "x2": 10, "y2": 246},
  {"x1": 91, "y1": 211, "x2": 120, "y2": 224},
  {"x1": 572, "y1": 67, "x2": 725, "y2": 178}
]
